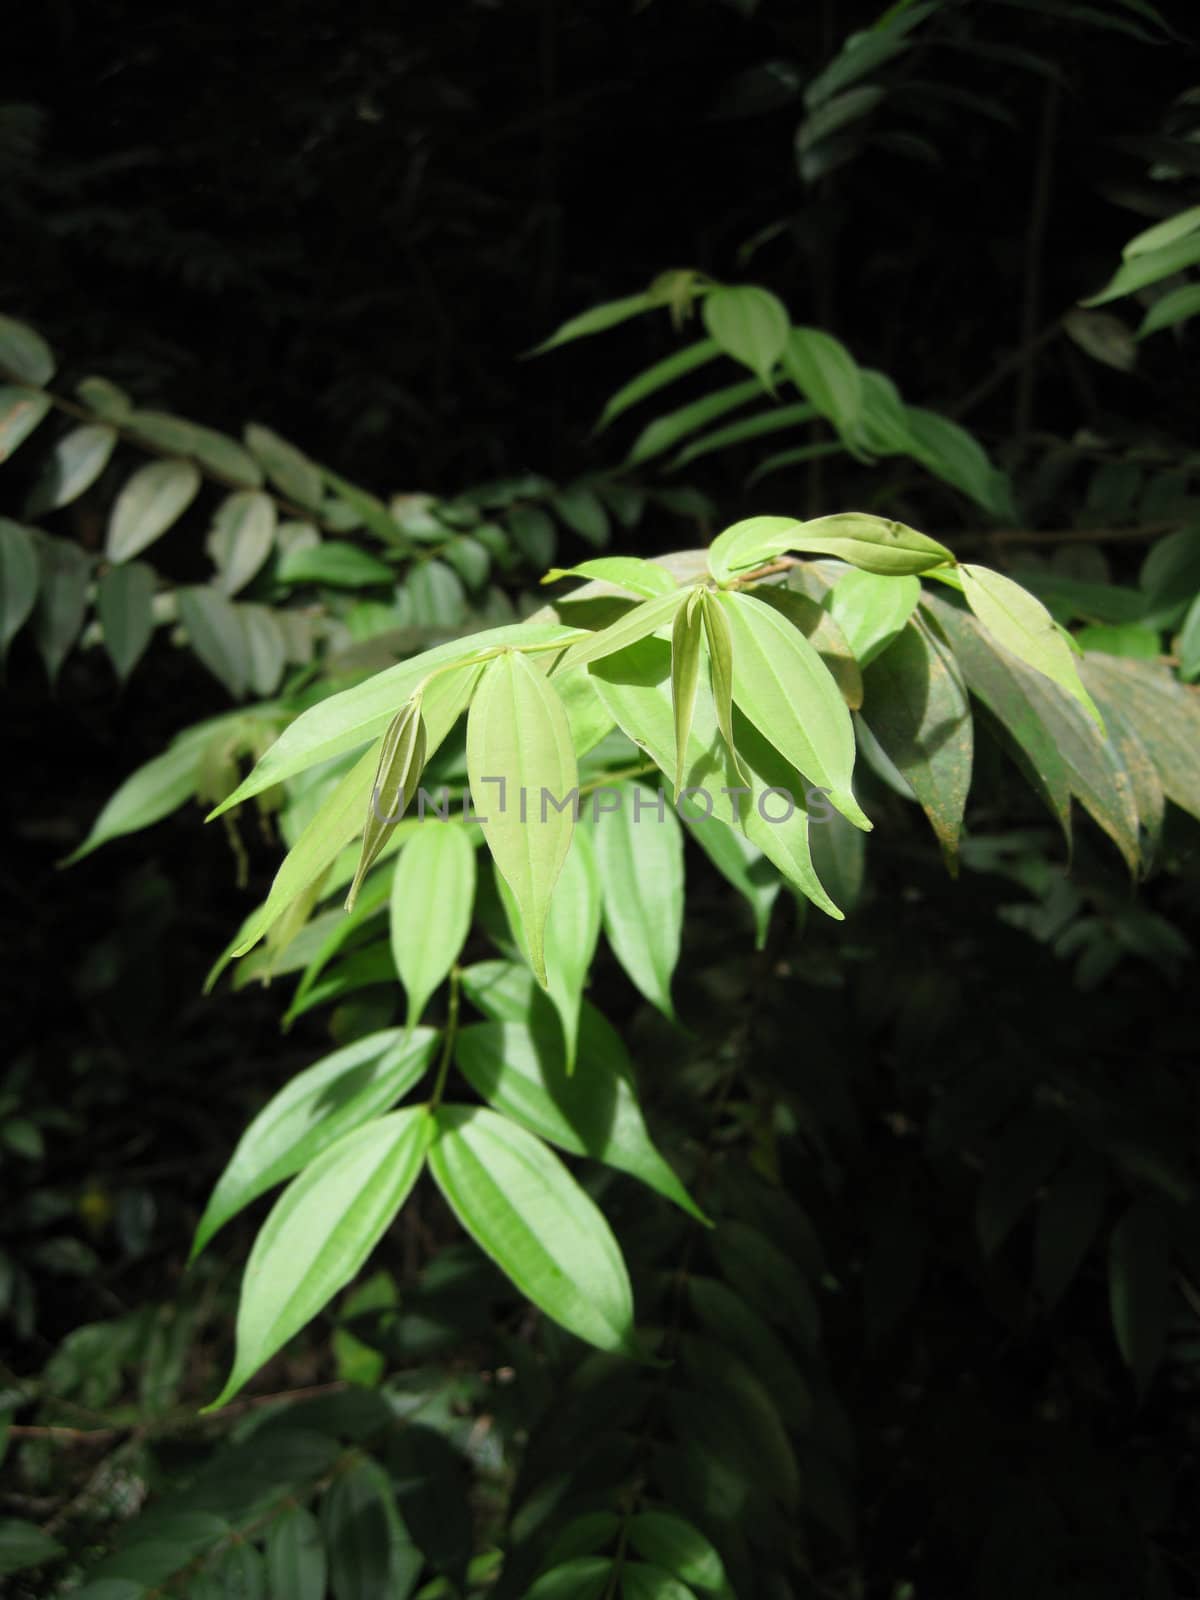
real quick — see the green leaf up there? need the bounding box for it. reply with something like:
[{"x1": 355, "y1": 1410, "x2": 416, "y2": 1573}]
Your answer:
[
  {"x1": 0, "y1": 386, "x2": 51, "y2": 462},
  {"x1": 208, "y1": 1109, "x2": 431, "y2": 1408},
  {"x1": 861, "y1": 619, "x2": 972, "y2": 868},
  {"x1": 496, "y1": 828, "x2": 601, "y2": 1068},
  {"x1": 192, "y1": 1028, "x2": 435, "y2": 1259},
  {"x1": 207, "y1": 491, "x2": 277, "y2": 596},
  {"x1": 790, "y1": 511, "x2": 954, "y2": 576},
  {"x1": 408, "y1": 558, "x2": 468, "y2": 624},
  {"x1": 552, "y1": 485, "x2": 610, "y2": 549},
  {"x1": 187, "y1": 423, "x2": 264, "y2": 488},
  {"x1": 542, "y1": 558, "x2": 676, "y2": 599},
  {"x1": 1081, "y1": 231, "x2": 1200, "y2": 307},
  {"x1": 553, "y1": 589, "x2": 685, "y2": 675},
  {"x1": 508, "y1": 505, "x2": 557, "y2": 567},
  {"x1": 391, "y1": 824, "x2": 476, "y2": 1029},
  {"x1": 244, "y1": 422, "x2": 323, "y2": 510},
  {"x1": 347, "y1": 699, "x2": 429, "y2": 912},
  {"x1": 467, "y1": 651, "x2": 578, "y2": 986},
  {"x1": 1178, "y1": 592, "x2": 1200, "y2": 681},
  {"x1": 628, "y1": 381, "x2": 764, "y2": 466},
  {"x1": 707, "y1": 516, "x2": 804, "y2": 584},
  {"x1": 64, "y1": 717, "x2": 236, "y2": 864},
  {"x1": 532, "y1": 292, "x2": 658, "y2": 355},
  {"x1": 688, "y1": 1274, "x2": 810, "y2": 1428},
  {"x1": 1109, "y1": 1201, "x2": 1170, "y2": 1396},
  {"x1": 597, "y1": 339, "x2": 721, "y2": 430},
  {"x1": 97, "y1": 561, "x2": 155, "y2": 681},
  {"x1": 266, "y1": 1505, "x2": 326, "y2": 1600},
  {"x1": 321, "y1": 1455, "x2": 420, "y2": 1600},
  {"x1": 593, "y1": 781, "x2": 684, "y2": 1019},
  {"x1": 959, "y1": 564, "x2": 1103, "y2": 727},
  {"x1": 211, "y1": 623, "x2": 582, "y2": 814},
  {"x1": 31, "y1": 532, "x2": 90, "y2": 682},
  {"x1": 758, "y1": 587, "x2": 863, "y2": 709},
  {"x1": 699, "y1": 588, "x2": 744, "y2": 778},
  {"x1": 106, "y1": 459, "x2": 201, "y2": 563},
  {"x1": 782, "y1": 326, "x2": 864, "y2": 444},
  {"x1": 124, "y1": 408, "x2": 201, "y2": 455},
  {"x1": 1123, "y1": 204, "x2": 1200, "y2": 258},
  {"x1": 827, "y1": 568, "x2": 920, "y2": 667},
  {"x1": 0, "y1": 1518, "x2": 65, "y2": 1578},
  {"x1": 902, "y1": 409, "x2": 1015, "y2": 518},
  {"x1": 670, "y1": 401, "x2": 817, "y2": 470},
  {"x1": 528, "y1": 1559, "x2": 613, "y2": 1600},
  {"x1": 75, "y1": 374, "x2": 132, "y2": 419},
  {"x1": 1137, "y1": 282, "x2": 1200, "y2": 338},
  {"x1": 718, "y1": 589, "x2": 869, "y2": 829},
  {"x1": 25, "y1": 423, "x2": 117, "y2": 515},
  {"x1": 671, "y1": 591, "x2": 704, "y2": 799},
  {"x1": 242, "y1": 605, "x2": 287, "y2": 696},
  {"x1": 627, "y1": 1511, "x2": 732, "y2": 1597},
  {"x1": 1082, "y1": 654, "x2": 1200, "y2": 824},
  {"x1": 277, "y1": 542, "x2": 394, "y2": 590},
  {"x1": 702, "y1": 285, "x2": 790, "y2": 386},
  {"x1": 621, "y1": 1562, "x2": 699, "y2": 1600},
  {"x1": 0, "y1": 315, "x2": 54, "y2": 386},
  {"x1": 428, "y1": 1105, "x2": 638, "y2": 1355},
  {"x1": 1035, "y1": 1152, "x2": 1107, "y2": 1308},
  {"x1": 177, "y1": 587, "x2": 249, "y2": 698},
  {"x1": 455, "y1": 1019, "x2": 706, "y2": 1220},
  {"x1": 0, "y1": 518, "x2": 39, "y2": 665}
]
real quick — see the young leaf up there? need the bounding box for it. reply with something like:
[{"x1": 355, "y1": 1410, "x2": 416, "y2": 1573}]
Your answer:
[
  {"x1": 428, "y1": 1104, "x2": 639, "y2": 1356},
  {"x1": 31, "y1": 532, "x2": 90, "y2": 682},
  {"x1": 467, "y1": 651, "x2": 578, "y2": 984},
  {"x1": 1109, "y1": 1201, "x2": 1170, "y2": 1397},
  {"x1": 542, "y1": 558, "x2": 676, "y2": 599},
  {"x1": 455, "y1": 1019, "x2": 707, "y2": 1220},
  {"x1": 702, "y1": 285, "x2": 790, "y2": 387},
  {"x1": 0, "y1": 518, "x2": 39, "y2": 666},
  {"x1": 24, "y1": 423, "x2": 117, "y2": 516},
  {"x1": 207, "y1": 490, "x2": 276, "y2": 596},
  {"x1": 959, "y1": 564, "x2": 1103, "y2": 727},
  {"x1": 699, "y1": 588, "x2": 744, "y2": 780},
  {"x1": 717, "y1": 589, "x2": 869, "y2": 829},
  {"x1": 97, "y1": 561, "x2": 155, "y2": 681},
  {"x1": 861, "y1": 619, "x2": 972, "y2": 868},
  {"x1": 106, "y1": 459, "x2": 201, "y2": 563},
  {"x1": 207, "y1": 1108, "x2": 432, "y2": 1409},
  {"x1": 827, "y1": 568, "x2": 920, "y2": 667},
  {"x1": 390, "y1": 823, "x2": 476, "y2": 1030},
  {"x1": 593, "y1": 780, "x2": 684, "y2": 1019},
  {"x1": 707, "y1": 516, "x2": 804, "y2": 585},
  {"x1": 553, "y1": 589, "x2": 685, "y2": 676},
  {"x1": 191, "y1": 1028, "x2": 435, "y2": 1259},
  {"x1": 347, "y1": 699, "x2": 427, "y2": 912},
  {"x1": 211, "y1": 622, "x2": 581, "y2": 814},
  {"x1": 671, "y1": 591, "x2": 703, "y2": 799},
  {"x1": 796, "y1": 511, "x2": 954, "y2": 576}
]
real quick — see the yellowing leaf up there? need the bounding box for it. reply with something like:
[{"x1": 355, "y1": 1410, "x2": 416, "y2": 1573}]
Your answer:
[{"x1": 467, "y1": 650, "x2": 578, "y2": 985}]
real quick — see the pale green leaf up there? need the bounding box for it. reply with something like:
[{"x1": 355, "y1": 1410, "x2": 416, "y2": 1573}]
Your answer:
[
  {"x1": 960, "y1": 564, "x2": 1103, "y2": 727},
  {"x1": 106, "y1": 459, "x2": 201, "y2": 563},
  {"x1": 1137, "y1": 282, "x2": 1200, "y2": 338},
  {"x1": 97, "y1": 561, "x2": 155, "y2": 681},
  {"x1": 192, "y1": 1029, "x2": 436, "y2": 1259},
  {"x1": 25, "y1": 423, "x2": 116, "y2": 515},
  {"x1": 0, "y1": 315, "x2": 54, "y2": 386},
  {"x1": 0, "y1": 386, "x2": 51, "y2": 462},
  {"x1": 1082, "y1": 231, "x2": 1200, "y2": 307},
  {"x1": 671, "y1": 591, "x2": 703, "y2": 798},
  {"x1": 707, "y1": 515, "x2": 804, "y2": 584},
  {"x1": 75, "y1": 375, "x2": 132, "y2": 419},
  {"x1": 553, "y1": 589, "x2": 685, "y2": 675},
  {"x1": 241, "y1": 604, "x2": 287, "y2": 697},
  {"x1": 391, "y1": 823, "x2": 476, "y2": 1029},
  {"x1": 597, "y1": 339, "x2": 721, "y2": 430},
  {"x1": 593, "y1": 781, "x2": 684, "y2": 1019},
  {"x1": 790, "y1": 511, "x2": 954, "y2": 575},
  {"x1": 628, "y1": 380, "x2": 764, "y2": 466},
  {"x1": 1123, "y1": 204, "x2": 1200, "y2": 258},
  {"x1": 428, "y1": 1105, "x2": 638, "y2": 1356},
  {"x1": 244, "y1": 422, "x2": 323, "y2": 509},
  {"x1": 702, "y1": 285, "x2": 790, "y2": 386},
  {"x1": 207, "y1": 491, "x2": 276, "y2": 596},
  {"x1": 532, "y1": 292, "x2": 657, "y2": 355},
  {"x1": 542, "y1": 558, "x2": 676, "y2": 599},
  {"x1": 208, "y1": 1109, "x2": 431, "y2": 1408},
  {"x1": 827, "y1": 568, "x2": 920, "y2": 667},
  {"x1": 177, "y1": 587, "x2": 249, "y2": 698}
]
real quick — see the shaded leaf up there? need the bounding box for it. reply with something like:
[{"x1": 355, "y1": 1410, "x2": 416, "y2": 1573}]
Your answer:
[
  {"x1": 0, "y1": 518, "x2": 38, "y2": 665},
  {"x1": 0, "y1": 386, "x2": 51, "y2": 462},
  {"x1": 106, "y1": 459, "x2": 201, "y2": 563},
  {"x1": 390, "y1": 823, "x2": 476, "y2": 1029},
  {"x1": 177, "y1": 587, "x2": 249, "y2": 698},
  {"x1": 1109, "y1": 1201, "x2": 1170, "y2": 1396},
  {"x1": 97, "y1": 561, "x2": 155, "y2": 681},
  {"x1": 594, "y1": 780, "x2": 684, "y2": 1018},
  {"x1": 1035, "y1": 1152, "x2": 1107, "y2": 1308},
  {"x1": 207, "y1": 491, "x2": 276, "y2": 595},
  {"x1": 25, "y1": 423, "x2": 116, "y2": 515},
  {"x1": 31, "y1": 532, "x2": 89, "y2": 682}
]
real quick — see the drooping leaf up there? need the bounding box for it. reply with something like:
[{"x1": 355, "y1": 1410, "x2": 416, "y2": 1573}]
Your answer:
[
  {"x1": 671, "y1": 591, "x2": 704, "y2": 799},
  {"x1": 106, "y1": 459, "x2": 201, "y2": 563},
  {"x1": 702, "y1": 285, "x2": 790, "y2": 387},
  {"x1": 347, "y1": 699, "x2": 428, "y2": 912},
  {"x1": 467, "y1": 650, "x2": 579, "y2": 985},
  {"x1": 207, "y1": 490, "x2": 276, "y2": 596},
  {"x1": 212, "y1": 623, "x2": 582, "y2": 814},
  {"x1": 628, "y1": 381, "x2": 764, "y2": 466},
  {"x1": 0, "y1": 386, "x2": 51, "y2": 462},
  {"x1": 597, "y1": 339, "x2": 721, "y2": 430},
  {"x1": 455, "y1": 1018, "x2": 706, "y2": 1220},
  {"x1": 782, "y1": 326, "x2": 864, "y2": 444},
  {"x1": 827, "y1": 568, "x2": 920, "y2": 668},
  {"x1": 593, "y1": 780, "x2": 684, "y2": 1019},
  {"x1": 0, "y1": 518, "x2": 39, "y2": 665},
  {"x1": 706, "y1": 516, "x2": 804, "y2": 584},
  {"x1": 192, "y1": 1029, "x2": 435, "y2": 1259},
  {"x1": 97, "y1": 561, "x2": 156, "y2": 681},
  {"x1": 717, "y1": 589, "x2": 869, "y2": 829},
  {"x1": 428, "y1": 1104, "x2": 638, "y2": 1356},
  {"x1": 959, "y1": 564, "x2": 1103, "y2": 727},
  {"x1": 1109, "y1": 1201, "x2": 1170, "y2": 1397},
  {"x1": 24, "y1": 423, "x2": 117, "y2": 515},
  {"x1": 390, "y1": 823, "x2": 476, "y2": 1030},
  {"x1": 177, "y1": 587, "x2": 249, "y2": 698},
  {"x1": 31, "y1": 532, "x2": 90, "y2": 682},
  {"x1": 860, "y1": 618, "x2": 972, "y2": 867},
  {"x1": 208, "y1": 1109, "x2": 432, "y2": 1409}
]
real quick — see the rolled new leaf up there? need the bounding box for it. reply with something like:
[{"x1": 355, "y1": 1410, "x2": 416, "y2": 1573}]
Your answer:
[
  {"x1": 670, "y1": 590, "x2": 703, "y2": 799},
  {"x1": 347, "y1": 698, "x2": 426, "y2": 911}
]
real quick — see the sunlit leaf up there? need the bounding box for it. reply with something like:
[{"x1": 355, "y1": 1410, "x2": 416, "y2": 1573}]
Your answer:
[
  {"x1": 593, "y1": 780, "x2": 684, "y2": 1019},
  {"x1": 390, "y1": 823, "x2": 476, "y2": 1030},
  {"x1": 959, "y1": 564, "x2": 1103, "y2": 727},
  {"x1": 97, "y1": 561, "x2": 156, "y2": 681},
  {"x1": 671, "y1": 591, "x2": 704, "y2": 798}
]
